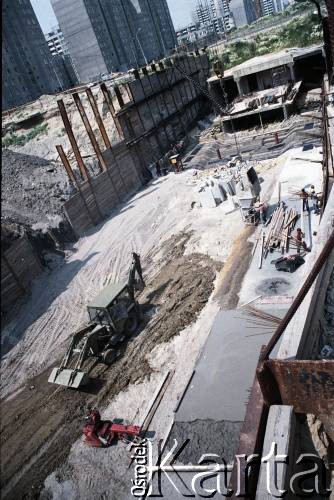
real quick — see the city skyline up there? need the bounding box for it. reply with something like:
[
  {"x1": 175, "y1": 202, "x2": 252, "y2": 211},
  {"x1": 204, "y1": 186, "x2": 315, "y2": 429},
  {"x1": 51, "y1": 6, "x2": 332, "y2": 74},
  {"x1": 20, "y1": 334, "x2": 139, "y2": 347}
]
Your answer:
[{"x1": 31, "y1": 0, "x2": 197, "y2": 33}]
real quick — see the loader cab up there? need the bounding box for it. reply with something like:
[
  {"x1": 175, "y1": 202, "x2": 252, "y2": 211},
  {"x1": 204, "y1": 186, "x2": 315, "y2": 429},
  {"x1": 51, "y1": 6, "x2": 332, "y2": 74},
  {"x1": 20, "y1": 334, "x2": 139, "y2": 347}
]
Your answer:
[{"x1": 87, "y1": 282, "x2": 134, "y2": 332}]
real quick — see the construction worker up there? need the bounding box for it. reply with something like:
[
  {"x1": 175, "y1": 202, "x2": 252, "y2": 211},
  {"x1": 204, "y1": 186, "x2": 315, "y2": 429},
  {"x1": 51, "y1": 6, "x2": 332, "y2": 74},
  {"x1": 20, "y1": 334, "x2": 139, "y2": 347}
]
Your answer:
[
  {"x1": 155, "y1": 160, "x2": 162, "y2": 177},
  {"x1": 295, "y1": 228, "x2": 310, "y2": 253},
  {"x1": 254, "y1": 200, "x2": 268, "y2": 225},
  {"x1": 132, "y1": 252, "x2": 145, "y2": 286},
  {"x1": 310, "y1": 185, "x2": 319, "y2": 215},
  {"x1": 259, "y1": 202, "x2": 268, "y2": 225},
  {"x1": 299, "y1": 188, "x2": 309, "y2": 212}
]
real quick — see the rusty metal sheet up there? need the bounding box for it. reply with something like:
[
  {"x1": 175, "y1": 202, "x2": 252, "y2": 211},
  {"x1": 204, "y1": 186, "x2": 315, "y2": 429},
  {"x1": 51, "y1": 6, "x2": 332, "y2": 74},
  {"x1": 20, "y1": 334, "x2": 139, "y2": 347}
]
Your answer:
[{"x1": 258, "y1": 359, "x2": 334, "y2": 414}]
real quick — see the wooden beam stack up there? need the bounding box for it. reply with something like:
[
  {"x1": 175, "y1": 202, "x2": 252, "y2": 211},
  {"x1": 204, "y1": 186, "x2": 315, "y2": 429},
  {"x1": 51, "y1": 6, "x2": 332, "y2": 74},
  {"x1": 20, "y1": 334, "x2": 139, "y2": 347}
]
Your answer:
[{"x1": 263, "y1": 205, "x2": 299, "y2": 260}]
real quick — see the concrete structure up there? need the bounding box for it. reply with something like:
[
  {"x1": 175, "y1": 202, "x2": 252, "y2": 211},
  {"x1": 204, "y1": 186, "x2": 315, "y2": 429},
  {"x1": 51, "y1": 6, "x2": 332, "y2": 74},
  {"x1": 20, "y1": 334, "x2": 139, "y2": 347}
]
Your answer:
[
  {"x1": 176, "y1": 22, "x2": 213, "y2": 45},
  {"x1": 176, "y1": 22, "x2": 227, "y2": 49},
  {"x1": 176, "y1": 23, "x2": 200, "y2": 45},
  {"x1": 217, "y1": 0, "x2": 236, "y2": 31},
  {"x1": 51, "y1": 0, "x2": 177, "y2": 83},
  {"x1": 208, "y1": 45, "x2": 325, "y2": 130},
  {"x1": 45, "y1": 26, "x2": 68, "y2": 56},
  {"x1": 229, "y1": 0, "x2": 257, "y2": 27},
  {"x1": 208, "y1": 45, "x2": 324, "y2": 98},
  {"x1": 58, "y1": 51, "x2": 211, "y2": 236},
  {"x1": 2, "y1": 0, "x2": 59, "y2": 110},
  {"x1": 195, "y1": 1, "x2": 211, "y2": 25}
]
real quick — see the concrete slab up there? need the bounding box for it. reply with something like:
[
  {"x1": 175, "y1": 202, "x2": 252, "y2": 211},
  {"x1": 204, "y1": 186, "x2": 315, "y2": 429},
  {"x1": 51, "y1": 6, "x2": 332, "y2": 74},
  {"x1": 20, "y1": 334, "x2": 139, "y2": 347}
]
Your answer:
[
  {"x1": 163, "y1": 308, "x2": 284, "y2": 468},
  {"x1": 174, "y1": 309, "x2": 282, "y2": 425},
  {"x1": 239, "y1": 146, "x2": 323, "y2": 306}
]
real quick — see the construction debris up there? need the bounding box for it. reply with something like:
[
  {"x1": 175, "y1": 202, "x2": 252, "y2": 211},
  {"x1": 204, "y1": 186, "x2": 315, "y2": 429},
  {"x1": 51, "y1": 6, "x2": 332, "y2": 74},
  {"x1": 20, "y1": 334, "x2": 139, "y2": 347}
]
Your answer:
[{"x1": 188, "y1": 157, "x2": 261, "y2": 214}]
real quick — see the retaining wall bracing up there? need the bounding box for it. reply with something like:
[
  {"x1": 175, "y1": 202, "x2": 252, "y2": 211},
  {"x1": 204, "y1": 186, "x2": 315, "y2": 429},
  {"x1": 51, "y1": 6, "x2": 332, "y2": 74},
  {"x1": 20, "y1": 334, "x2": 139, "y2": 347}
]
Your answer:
[{"x1": 62, "y1": 52, "x2": 211, "y2": 238}]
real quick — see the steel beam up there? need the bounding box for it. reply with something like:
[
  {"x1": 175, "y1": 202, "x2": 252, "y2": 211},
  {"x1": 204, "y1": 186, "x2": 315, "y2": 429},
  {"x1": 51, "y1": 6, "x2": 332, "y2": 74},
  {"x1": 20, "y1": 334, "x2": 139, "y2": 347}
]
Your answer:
[
  {"x1": 85, "y1": 88, "x2": 111, "y2": 150},
  {"x1": 56, "y1": 144, "x2": 79, "y2": 188},
  {"x1": 72, "y1": 92, "x2": 108, "y2": 172},
  {"x1": 114, "y1": 85, "x2": 124, "y2": 107},
  {"x1": 57, "y1": 99, "x2": 89, "y2": 181},
  {"x1": 100, "y1": 83, "x2": 123, "y2": 138}
]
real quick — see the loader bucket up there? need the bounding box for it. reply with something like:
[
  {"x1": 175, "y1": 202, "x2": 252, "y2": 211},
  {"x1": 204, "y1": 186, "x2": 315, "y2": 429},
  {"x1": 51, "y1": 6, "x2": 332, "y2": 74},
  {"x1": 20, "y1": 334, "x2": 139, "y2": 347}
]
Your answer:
[{"x1": 48, "y1": 367, "x2": 89, "y2": 389}]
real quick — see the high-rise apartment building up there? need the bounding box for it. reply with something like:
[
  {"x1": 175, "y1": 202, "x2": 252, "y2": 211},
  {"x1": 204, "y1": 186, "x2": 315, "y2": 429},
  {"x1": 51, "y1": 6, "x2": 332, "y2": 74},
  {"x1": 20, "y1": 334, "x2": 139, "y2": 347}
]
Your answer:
[
  {"x1": 196, "y1": 2, "x2": 211, "y2": 25},
  {"x1": 44, "y1": 25, "x2": 79, "y2": 89},
  {"x1": 2, "y1": 0, "x2": 59, "y2": 110},
  {"x1": 195, "y1": 0, "x2": 234, "y2": 33},
  {"x1": 212, "y1": 0, "x2": 235, "y2": 31},
  {"x1": 51, "y1": 0, "x2": 177, "y2": 83},
  {"x1": 260, "y1": 0, "x2": 275, "y2": 16},
  {"x1": 45, "y1": 26, "x2": 68, "y2": 57},
  {"x1": 229, "y1": 0, "x2": 257, "y2": 27}
]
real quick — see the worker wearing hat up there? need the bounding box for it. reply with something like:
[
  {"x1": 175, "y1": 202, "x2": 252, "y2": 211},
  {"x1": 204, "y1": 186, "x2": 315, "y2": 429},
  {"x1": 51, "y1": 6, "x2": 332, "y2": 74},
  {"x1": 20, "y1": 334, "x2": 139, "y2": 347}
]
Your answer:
[
  {"x1": 295, "y1": 228, "x2": 310, "y2": 253},
  {"x1": 299, "y1": 188, "x2": 309, "y2": 212}
]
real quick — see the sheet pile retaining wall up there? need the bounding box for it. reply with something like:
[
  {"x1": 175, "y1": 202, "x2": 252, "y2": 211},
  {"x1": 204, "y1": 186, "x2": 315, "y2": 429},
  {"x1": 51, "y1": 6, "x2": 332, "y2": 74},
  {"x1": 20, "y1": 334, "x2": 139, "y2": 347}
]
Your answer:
[
  {"x1": 62, "y1": 52, "x2": 210, "y2": 237},
  {"x1": 64, "y1": 142, "x2": 142, "y2": 237},
  {"x1": 1, "y1": 236, "x2": 42, "y2": 313}
]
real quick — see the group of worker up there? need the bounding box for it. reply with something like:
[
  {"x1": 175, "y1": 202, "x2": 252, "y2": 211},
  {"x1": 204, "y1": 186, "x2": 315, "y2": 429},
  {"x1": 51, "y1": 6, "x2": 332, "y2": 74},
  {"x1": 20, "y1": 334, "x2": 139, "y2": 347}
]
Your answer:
[
  {"x1": 299, "y1": 185, "x2": 320, "y2": 214},
  {"x1": 155, "y1": 143, "x2": 185, "y2": 177},
  {"x1": 253, "y1": 184, "x2": 320, "y2": 255},
  {"x1": 295, "y1": 185, "x2": 321, "y2": 253}
]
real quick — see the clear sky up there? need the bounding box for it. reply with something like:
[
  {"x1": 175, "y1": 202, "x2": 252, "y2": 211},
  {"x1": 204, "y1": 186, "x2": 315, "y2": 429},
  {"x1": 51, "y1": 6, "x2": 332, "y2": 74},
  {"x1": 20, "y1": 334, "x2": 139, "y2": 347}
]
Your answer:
[{"x1": 31, "y1": 0, "x2": 196, "y2": 34}]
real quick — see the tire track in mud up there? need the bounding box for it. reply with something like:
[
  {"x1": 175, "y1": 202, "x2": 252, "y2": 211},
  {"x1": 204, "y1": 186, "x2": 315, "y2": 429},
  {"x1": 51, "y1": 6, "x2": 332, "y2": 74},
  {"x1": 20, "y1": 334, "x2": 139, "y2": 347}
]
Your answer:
[{"x1": 1, "y1": 232, "x2": 222, "y2": 500}]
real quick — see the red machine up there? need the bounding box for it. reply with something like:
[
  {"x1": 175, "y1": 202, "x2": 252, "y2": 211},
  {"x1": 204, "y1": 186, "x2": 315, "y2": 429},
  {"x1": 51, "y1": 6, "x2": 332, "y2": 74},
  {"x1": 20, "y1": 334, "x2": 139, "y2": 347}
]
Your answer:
[{"x1": 83, "y1": 409, "x2": 142, "y2": 447}]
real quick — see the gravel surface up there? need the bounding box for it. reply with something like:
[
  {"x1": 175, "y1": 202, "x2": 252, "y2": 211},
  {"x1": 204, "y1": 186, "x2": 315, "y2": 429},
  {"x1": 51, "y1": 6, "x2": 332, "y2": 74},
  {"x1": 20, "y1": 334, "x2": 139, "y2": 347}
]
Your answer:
[{"x1": 2, "y1": 149, "x2": 73, "y2": 229}]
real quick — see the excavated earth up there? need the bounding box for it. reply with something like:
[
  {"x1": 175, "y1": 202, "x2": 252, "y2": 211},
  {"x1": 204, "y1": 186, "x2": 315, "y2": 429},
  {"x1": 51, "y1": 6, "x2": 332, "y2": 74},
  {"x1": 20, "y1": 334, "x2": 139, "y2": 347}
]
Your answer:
[
  {"x1": 1, "y1": 149, "x2": 76, "y2": 258},
  {"x1": 1, "y1": 149, "x2": 72, "y2": 228},
  {"x1": 1, "y1": 233, "x2": 222, "y2": 500}
]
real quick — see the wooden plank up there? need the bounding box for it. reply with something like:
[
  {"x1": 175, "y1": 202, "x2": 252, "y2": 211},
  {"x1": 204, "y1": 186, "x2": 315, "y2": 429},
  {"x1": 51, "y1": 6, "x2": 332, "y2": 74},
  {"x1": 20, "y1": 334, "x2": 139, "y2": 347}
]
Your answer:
[
  {"x1": 1, "y1": 236, "x2": 43, "y2": 311},
  {"x1": 173, "y1": 370, "x2": 195, "y2": 413}
]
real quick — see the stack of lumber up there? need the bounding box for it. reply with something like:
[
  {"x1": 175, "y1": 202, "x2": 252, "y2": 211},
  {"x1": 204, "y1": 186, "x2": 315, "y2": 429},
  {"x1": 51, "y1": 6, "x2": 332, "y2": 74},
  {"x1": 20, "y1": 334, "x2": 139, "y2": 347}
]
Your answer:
[{"x1": 263, "y1": 204, "x2": 298, "y2": 259}]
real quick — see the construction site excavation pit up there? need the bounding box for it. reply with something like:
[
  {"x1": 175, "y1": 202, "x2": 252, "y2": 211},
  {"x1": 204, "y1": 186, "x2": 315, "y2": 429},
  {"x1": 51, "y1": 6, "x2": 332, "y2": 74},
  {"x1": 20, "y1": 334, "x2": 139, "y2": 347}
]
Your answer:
[
  {"x1": 2, "y1": 51, "x2": 334, "y2": 498},
  {"x1": 1, "y1": 135, "x2": 260, "y2": 498}
]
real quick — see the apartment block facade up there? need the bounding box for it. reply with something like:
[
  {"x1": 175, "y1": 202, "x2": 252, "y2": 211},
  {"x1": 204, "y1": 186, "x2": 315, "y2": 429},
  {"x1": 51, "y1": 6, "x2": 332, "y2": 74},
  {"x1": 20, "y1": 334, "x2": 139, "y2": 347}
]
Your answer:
[
  {"x1": 45, "y1": 26, "x2": 68, "y2": 56},
  {"x1": 2, "y1": 0, "x2": 59, "y2": 110},
  {"x1": 51, "y1": 0, "x2": 177, "y2": 83}
]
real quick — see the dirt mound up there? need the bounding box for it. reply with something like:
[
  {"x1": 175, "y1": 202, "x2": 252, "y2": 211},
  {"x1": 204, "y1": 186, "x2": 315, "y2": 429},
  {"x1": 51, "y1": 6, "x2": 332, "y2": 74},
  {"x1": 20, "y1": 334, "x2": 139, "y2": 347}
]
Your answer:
[
  {"x1": 1, "y1": 149, "x2": 73, "y2": 228},
  {"x1": 0, "y1": 233, "x2": 221, "y2": 499}
]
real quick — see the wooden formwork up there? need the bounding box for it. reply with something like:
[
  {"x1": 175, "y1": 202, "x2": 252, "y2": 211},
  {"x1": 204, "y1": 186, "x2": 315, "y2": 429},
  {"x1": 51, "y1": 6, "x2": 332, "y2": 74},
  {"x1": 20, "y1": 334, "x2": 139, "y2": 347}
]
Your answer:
[{"x1": 1, "y1": 236, "x2": 42, "y2": 313}]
